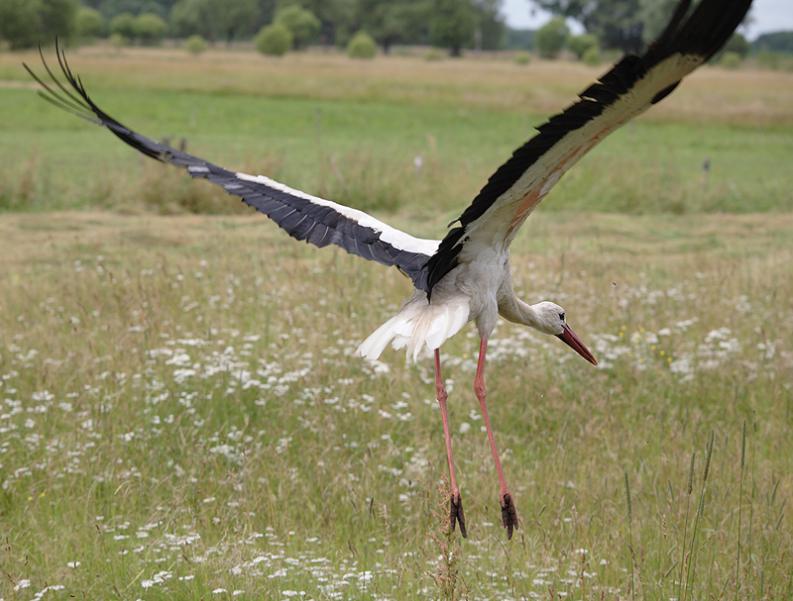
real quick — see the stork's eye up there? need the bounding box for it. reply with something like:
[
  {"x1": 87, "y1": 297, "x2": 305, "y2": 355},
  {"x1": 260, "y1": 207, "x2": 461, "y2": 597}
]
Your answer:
[{"x1": 559, "y1": 312, "x2": 565, "y2": 321}]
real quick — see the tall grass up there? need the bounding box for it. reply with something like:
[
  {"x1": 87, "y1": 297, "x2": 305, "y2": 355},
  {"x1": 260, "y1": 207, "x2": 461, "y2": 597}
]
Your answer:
[{"x1": 0, "y1": 211, "x2": 791, "y2": 598}]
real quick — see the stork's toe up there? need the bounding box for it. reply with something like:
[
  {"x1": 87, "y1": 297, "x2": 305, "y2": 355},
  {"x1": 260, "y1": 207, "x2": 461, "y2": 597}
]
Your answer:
[
  {"x1": 450, "y1": 493, "x2": 467, "y2": 538},
  {"x1": 500, "y1": 493, "x2": 519, "y2": 539}
]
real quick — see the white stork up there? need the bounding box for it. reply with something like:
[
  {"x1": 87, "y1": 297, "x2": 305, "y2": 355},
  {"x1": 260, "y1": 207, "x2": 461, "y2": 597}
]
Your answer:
[{"x1": 26, "y1": 0, "x2": 751, "y2": 539}]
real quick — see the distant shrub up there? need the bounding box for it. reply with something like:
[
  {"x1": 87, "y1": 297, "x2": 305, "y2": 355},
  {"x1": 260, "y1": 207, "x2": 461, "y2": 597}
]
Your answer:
[
  {"x1": 754, "y1": 51, "x2": 789, "y2": 71},
  {"x1": 185, "y1": 34, "x2": 207, "y2": 55},
  {"x1": 724, "y1": 33, "x2": 750, "y2": 58},
  {"x1": 274, "y1": 5, "x2": 319, "y2": 49},
  {"x1": 568, "y1": 33, "x2": 598, "y2": 60},
  {"x1": 582, "y1": 46, "x2": 601, "y2": 66},
  {"x1": 75, "y1": 7, "x2": 103, "y2": 40},
  {"x1": 109, "y1": 12, "x2": 135, "y2": 38},
  {"x1": 536, "y1": 17, "x2": 569, "y2": 59},
  {"x1": 514, "y1": 51, "x2": 531, "y2": 65},
  {"x1": 137, "y1": 162, "x2": 253, "y2": 215},
  {"x1": 720, "y1": 51, "x2": 742, "y2": 70},
  {"x1": 109, "y1": 32, "x2": 126, "y2": 49},
  {"x1": 346, "y1": 31, "x2": 377, "y2": 59},
  {"x1": 133, "y1": 13, "x2": 167, "y2": 45},
  {"x1": 424, "y1": 49, "x2": 444, "y2": 62},
  {"x1": 255, "y1": 23, "x2": 292, "y2": 57}
]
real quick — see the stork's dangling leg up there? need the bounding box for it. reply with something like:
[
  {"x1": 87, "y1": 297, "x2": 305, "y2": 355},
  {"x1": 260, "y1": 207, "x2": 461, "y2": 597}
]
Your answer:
[
  {"x1": 434, "y1": 349, "x2": 466, "y2": 537},
  {"x1": 474, "y1": 337, "x2": 519, "y2": 539}
]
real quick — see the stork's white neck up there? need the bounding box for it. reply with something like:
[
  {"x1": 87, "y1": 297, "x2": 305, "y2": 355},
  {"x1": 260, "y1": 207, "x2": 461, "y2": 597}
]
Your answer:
[
  {"x1": 499, "y1": 296, "x2": 563, "y2": 336},
  {"x1": 499, "y1": 297, "x2": 543, "y2": 331}
]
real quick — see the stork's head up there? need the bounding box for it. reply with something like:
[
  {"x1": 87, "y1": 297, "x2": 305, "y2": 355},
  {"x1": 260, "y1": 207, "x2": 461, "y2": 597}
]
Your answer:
[{"x1": 532, "y1": 301, "x2": 597, "y2": 366}]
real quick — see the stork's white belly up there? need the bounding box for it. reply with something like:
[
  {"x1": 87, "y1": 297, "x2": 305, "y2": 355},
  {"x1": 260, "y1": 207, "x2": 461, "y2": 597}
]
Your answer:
[
  {"x1": 356, "y1": 248, "x2": 509, "y2": 363},
  {"x1": 452, "y1": 246, "x2": 509, "y2": 337}
]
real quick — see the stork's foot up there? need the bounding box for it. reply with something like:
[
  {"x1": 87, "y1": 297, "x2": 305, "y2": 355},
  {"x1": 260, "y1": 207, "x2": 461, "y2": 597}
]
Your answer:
[
  {"x1": 500, "y1": 493, "x2": 519, "y2": 539},
  {"x1": 450, "y1": 492, "x2": 467, "y2": 538}
]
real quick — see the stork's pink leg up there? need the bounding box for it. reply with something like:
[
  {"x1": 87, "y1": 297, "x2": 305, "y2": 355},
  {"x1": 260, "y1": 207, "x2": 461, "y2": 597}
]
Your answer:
[
  {"x1": 434, "y1": 349, "x2": 466, "y2": 537},
  {"x1": 474, "y1": 337, "x2": 519, "y2": 539}
]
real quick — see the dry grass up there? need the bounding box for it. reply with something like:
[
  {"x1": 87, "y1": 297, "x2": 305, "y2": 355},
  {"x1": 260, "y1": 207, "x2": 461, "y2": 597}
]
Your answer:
[
  {"x1": 0, "y1": 210, "x2": 791, "y2": 599},
  {"x1": 3, "y1": 46, "x2": 793, "y2": 126}
]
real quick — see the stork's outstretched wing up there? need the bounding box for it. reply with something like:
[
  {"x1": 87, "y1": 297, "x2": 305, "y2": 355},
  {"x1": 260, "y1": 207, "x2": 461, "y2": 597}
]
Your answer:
[
  {"x1": 25, "y1": 44, "x2": 438, "y2": 290},
  {"x1": 425, "y1": 0, "x2": 752, "y2": 298}
]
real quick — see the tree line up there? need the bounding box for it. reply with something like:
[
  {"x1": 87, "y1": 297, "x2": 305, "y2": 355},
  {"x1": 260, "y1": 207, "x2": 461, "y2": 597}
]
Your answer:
[
  {"x1": 0, "y1": 0, "x2": 508, "y2": 55},
  {"x1": 1, "y1": 0, "x2": 790, "y2": 61}
]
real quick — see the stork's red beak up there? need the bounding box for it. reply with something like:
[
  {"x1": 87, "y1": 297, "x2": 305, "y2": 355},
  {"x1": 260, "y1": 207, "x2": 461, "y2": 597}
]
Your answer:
[{"x1": 557, "y1": 324, "x2": 598, "y2": 366}]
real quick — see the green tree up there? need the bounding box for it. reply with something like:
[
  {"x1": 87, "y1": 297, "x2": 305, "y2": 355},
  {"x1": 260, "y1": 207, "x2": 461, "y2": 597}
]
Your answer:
[
  {"x1": 171, "y1": 0, "x2": 259, "y2": 43},
  {"x1": 355, "y1": 0, "x2": 432, "y2": 53},
  {"x1": 724, "y1": 33, "x2": 749, "y2": 58},
  {"x1": 753, "y1": 31, "x2": 793, "y2": 54},
  {"x1": 75, "y1": 6, "x2": 104, "y2": 39},
  {"x1": 638, "y1": 0, "x2": 677, "y2": 44},
  {"x1": 0, "y1": 0, "x2": 77, "y2": 49},
  {"x1": 536, "y1": 16, "x2": 569, "y2": 59},
  {"x1": 279, "y1": 0, "x2": 357, "y2": 46},
  {"x1": 132, "y1": 12, "x2": 166, "y2": 44},
  {"x1": 218, "y1": 0, "x2": 259, "y2": 42},
  {"x1": 582, "y1": 44, "x2": 600, "y2": 65},
  {"x1": 505, "y1": 28, "x2": 535, "y2": 50},
  {"x1": 540, "y1": 0, "x2": 750, "y2": 54},
  {"x1": 533, "y1": 0, "x2": 644, "y2": 52},
  {"x1": 255, "y1": 22, "x2": 292, "y2": 55},
  {"x1": 170, "y1": 0, "x2": 207, "y2": 37},
  {"x1": 275, "y1": 5, "x2": 320, "y2": 49},
  {"x1": 431, "y1": 0, "x2": 476, "y2": 57},
  {"x1": 346, "y1": 30, "x2": 376, "y2": 58},
  {"x1": 473, "y1": 0, "x2": 504, "y2": 50},
  {"x1": 568, "y1": 33, "x2": 597, "y2": 59},
  {"x1": 109, "y1": 12, "x2": 136, "y2": 38},
  {"x1": 0, "y1": 0, "x2": 42, "y2": 49}
]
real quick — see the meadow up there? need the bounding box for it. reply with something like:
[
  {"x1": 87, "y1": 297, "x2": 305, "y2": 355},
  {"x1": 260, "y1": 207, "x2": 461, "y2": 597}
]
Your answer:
[{"x1": 1, "y1": 46, "x2": 792, "y2": 600}]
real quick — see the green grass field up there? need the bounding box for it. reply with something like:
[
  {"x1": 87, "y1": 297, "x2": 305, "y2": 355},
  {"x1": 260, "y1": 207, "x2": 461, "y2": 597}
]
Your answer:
[
  {"x1": 2, "y1": 47, "x2": 793, "y2": 216},
  {"x1": 1, "y1": 46, "x2": 792, "y2": 600}
]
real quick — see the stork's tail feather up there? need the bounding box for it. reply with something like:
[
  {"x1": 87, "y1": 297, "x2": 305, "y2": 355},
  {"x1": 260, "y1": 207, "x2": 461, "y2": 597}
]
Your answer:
[{"x1": 357, "y1": 294, "x2": 470, "y2": 364}]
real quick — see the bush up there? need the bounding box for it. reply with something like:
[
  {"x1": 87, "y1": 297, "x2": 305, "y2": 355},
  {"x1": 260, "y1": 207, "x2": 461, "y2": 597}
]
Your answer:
[
  {"x1": 274, "y1": 5, "x2": 319, "y2": 49},
  {"x1": 536, "y1": 17, "x2": 569, "y2": 59},
  {"x1": 255, "y1": 23, "x2": 292, "y2": 57},
  {"x1": 75, "y1": 6, "x2": 103, "y2": 39},
  {"x1": 754, "y1": 51, "x2": 781, "y2": 70},
  {"x1": 514, "y1": 51, "x2": 531, "y2": 65},
  {"x1": 109, "y1": 32, "x2": 126, "y2": 49},
  {"x1": 720, "y1": 51, "x2": 742, "y2": 70},
  {"x1": 185, "y1": 34, "x2": 207, "y2": 55},
  {"x1": 346, "y1": 31, "x2": 377, "y2": 59},
  {"x1": 424, "y1": 48, "x2": 444, "y2": 62},
  {"x1": 109, "y1": 12, "x2": 135, "y2": 38},
  {"x1": 568, "y1": 33, "x2": 598, "y2": 60},
  {"x1": 582, "y1": 46, "x2": 601, "y2": 66},
  {"x1": 133, "y1": 13, "x2": 167, "y2": 45},
  {"x1": 724, "y1": 33, "x2": 749, "y2": 58}
]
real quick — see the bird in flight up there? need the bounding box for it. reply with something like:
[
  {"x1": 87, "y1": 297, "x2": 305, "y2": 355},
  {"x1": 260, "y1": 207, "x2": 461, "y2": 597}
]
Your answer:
[{"x1": 26, "y1": 0, "x2": 751, "y2": 539}]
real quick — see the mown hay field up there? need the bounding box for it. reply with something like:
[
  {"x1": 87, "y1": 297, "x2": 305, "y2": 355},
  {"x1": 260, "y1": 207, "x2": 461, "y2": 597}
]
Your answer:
[{"x1": 0, "y1": 47, "x2": 792, "y2": 600}]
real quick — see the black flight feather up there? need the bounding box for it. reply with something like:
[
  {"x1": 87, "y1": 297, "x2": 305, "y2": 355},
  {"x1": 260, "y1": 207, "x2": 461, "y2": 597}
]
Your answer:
[
  {"x1": 25, "y1": 41, "x2": 432, "y2": 290},
  {"x1": 423, "y1": 0, "x2": 751, "y2": 300}
]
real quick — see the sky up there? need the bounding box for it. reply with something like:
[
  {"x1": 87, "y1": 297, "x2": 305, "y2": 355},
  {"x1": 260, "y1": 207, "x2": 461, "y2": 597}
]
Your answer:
[{"x1": 503, "y1": 0, "x2": 793, "y2": 39}]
